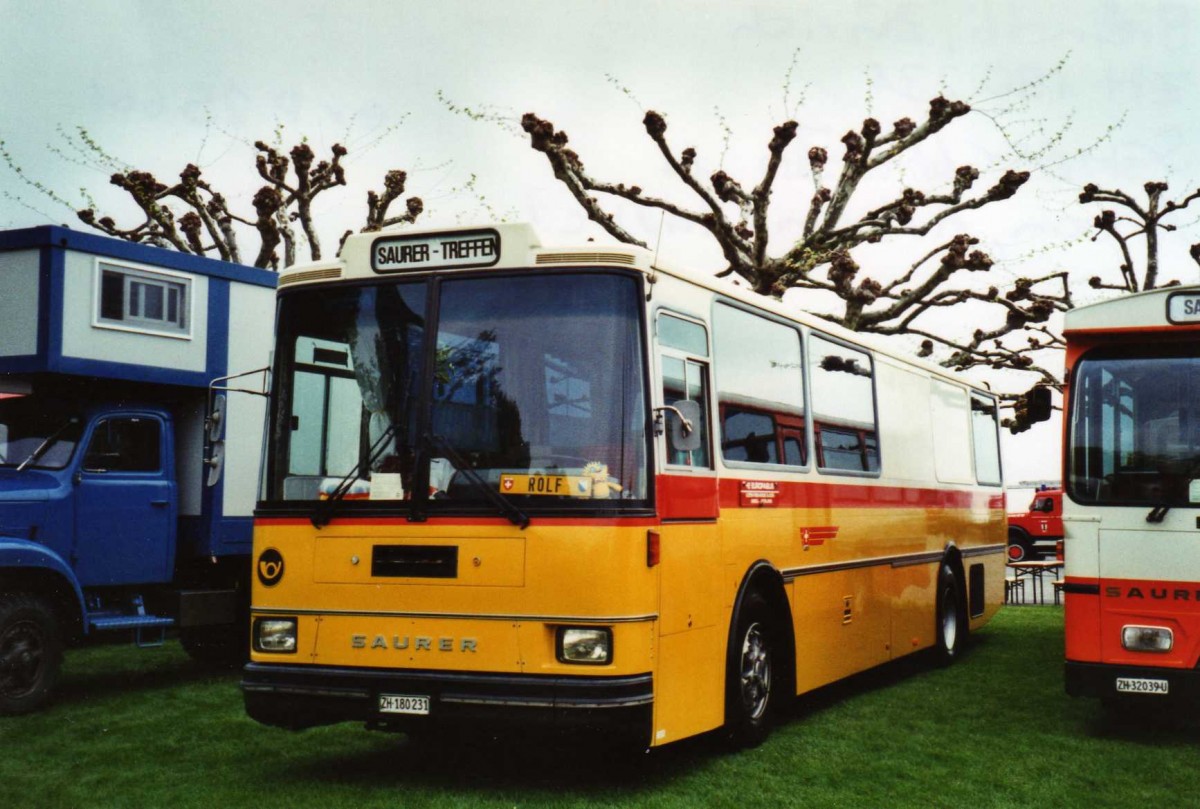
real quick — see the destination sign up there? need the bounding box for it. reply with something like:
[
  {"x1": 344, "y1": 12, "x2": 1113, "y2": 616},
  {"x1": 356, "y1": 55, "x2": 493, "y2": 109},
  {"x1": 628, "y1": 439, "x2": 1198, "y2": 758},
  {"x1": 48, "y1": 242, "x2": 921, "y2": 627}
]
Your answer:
[
  {"x1": 372, "y1": 229, "x2": 501, "y2": 273},
  {"x1": 1167, "y1": 292, "x2": 1200, "y2": 324}
]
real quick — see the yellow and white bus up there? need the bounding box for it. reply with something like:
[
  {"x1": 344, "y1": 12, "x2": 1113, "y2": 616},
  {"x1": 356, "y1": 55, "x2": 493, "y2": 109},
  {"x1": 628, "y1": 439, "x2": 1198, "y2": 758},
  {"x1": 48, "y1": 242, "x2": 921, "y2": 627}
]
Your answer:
[{"x1": 242, "y1": 223, "x2": 1006, "y2": 748}]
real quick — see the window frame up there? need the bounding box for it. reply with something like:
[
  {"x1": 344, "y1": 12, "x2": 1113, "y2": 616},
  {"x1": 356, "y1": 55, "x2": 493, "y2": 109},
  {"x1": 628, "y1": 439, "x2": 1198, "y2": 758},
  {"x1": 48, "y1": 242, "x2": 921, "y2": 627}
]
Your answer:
[
  {"x1": 807, "y1": 330, "x2": 882, "y2": 478},
  {"x1": 93, "y1": 258, "x2": 193, "y2": 340},
  {"x1": 969, "y1": 392, "x2": 1004, "y2": 487},
  {"x1": 81, "y1": 415, "x2": 164, "y2": 474},
  {"x1": 711, "y1": 300, "x2": 810, "y2": 472},
  {"x1": 655, "y1": 309, "x2": 713, "y2": 471}
]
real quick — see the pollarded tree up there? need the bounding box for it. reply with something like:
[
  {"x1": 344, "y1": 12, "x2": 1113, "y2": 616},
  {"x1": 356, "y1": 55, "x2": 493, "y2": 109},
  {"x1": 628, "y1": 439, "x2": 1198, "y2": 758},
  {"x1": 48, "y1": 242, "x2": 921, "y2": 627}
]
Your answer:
[
  {"x1": 518, "y1": 92, "x2": 1077, "y2": 410},
  {"x1": 3, "y1": 130, "x2": 423, "y2": 270},
  {"x1": 1080, "y1": 181, "x2": 1200, "y2": 293},
  {"x1": 995, "y1": 180, "x2": 1200, "y2": 420}
]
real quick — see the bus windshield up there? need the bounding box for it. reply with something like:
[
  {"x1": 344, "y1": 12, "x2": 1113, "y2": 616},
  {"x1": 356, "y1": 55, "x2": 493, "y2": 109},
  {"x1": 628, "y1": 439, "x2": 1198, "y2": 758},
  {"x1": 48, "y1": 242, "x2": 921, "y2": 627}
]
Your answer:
[
  {"x1": 267, "y1": 272, "x2": 649, "y2": 513},
  {"x1": 1069, "y1": 346, "x2": 1200, "y2": 506}
]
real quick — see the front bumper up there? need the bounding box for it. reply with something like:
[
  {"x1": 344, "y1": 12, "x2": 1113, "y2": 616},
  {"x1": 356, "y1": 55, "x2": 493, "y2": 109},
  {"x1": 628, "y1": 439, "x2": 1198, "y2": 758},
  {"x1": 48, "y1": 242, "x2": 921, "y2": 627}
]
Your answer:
[
  {"x1": 242, "y1": 662, "x2": 653, "y2": 740},
  {"x1": 1066, "y1": 660, "x2": 1200, "y2": 703}
]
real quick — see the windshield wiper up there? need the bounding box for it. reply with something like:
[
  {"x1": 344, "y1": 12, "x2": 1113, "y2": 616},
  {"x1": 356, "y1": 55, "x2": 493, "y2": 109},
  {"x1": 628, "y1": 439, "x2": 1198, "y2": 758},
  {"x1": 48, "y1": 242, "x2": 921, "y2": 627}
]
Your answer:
[
  {"x1": 16, "y1": 418, "x2": 79, "y2": 472},
  {"x1": 311, "y1": 423, "x2": 398, "y2": 528},
  {"x1": 1146, "y1": 505, "x2": 1170, "y2": 523},
  {"x1": 425, "y1": 433, "x2": 529, "y2": 529}
]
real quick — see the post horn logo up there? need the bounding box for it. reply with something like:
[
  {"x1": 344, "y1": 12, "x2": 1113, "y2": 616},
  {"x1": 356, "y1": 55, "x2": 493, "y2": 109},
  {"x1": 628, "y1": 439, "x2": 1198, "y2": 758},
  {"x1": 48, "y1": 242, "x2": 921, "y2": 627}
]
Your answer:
[{"x1": 257, "y1": 548, "x2": 284, "y2": 587}]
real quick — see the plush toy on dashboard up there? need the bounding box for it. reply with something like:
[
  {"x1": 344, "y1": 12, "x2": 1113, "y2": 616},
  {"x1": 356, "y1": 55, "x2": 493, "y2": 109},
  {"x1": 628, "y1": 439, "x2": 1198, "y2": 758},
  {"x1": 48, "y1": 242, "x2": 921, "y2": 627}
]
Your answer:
[{"x1": 581, "y1": 460, "x2": 623, "y2": 499}]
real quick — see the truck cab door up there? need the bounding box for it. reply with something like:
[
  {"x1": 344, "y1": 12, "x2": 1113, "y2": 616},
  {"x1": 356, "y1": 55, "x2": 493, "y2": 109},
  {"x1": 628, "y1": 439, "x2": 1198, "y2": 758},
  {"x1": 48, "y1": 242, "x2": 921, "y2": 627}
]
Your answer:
[{"x1": 72, "y1": 415, "x2": 176, "y2": 586}]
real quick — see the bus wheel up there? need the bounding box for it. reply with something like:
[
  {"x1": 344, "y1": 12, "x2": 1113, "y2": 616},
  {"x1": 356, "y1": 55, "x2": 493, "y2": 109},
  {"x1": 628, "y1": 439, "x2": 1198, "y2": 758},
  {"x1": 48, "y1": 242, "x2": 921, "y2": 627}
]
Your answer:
[
  {"x1": 0, "y1": 594, "x2": 63, "y2": 715},
  {"x1": 725, "y1": 591, "x2": 776, "y2": 748},
  {"x1": 934, "y1": 563, "x2": 965, "y2": 666}
]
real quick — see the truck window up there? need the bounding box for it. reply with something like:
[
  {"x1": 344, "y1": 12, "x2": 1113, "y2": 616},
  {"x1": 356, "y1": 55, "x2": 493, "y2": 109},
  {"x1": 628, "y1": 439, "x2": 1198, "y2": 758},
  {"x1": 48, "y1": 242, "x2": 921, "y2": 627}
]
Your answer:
[{"x1": 83, "y1": 418, "x2": 161, "y2": 473}]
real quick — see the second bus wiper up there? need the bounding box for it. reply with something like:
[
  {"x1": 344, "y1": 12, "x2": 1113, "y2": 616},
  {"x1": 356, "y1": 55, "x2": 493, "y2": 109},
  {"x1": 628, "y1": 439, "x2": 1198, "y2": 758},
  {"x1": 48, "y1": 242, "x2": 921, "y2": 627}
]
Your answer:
[{"x1": 425, "y1": 433, "x2": 530, "y2": 529}]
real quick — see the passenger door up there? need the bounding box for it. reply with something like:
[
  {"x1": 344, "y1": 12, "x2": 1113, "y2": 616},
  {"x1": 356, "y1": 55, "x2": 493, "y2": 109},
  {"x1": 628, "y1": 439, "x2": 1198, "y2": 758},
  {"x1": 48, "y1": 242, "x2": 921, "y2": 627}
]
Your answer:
[{"x1": 72, "y1": 415, "x2": 177, "y2": 586}]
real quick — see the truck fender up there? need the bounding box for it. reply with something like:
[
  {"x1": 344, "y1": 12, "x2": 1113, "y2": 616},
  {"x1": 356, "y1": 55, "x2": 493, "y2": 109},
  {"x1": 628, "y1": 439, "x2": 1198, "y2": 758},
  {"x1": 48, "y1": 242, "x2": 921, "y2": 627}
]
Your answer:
[{"x1": 0, "y1": 536, "x2": 88, "y2": 631}]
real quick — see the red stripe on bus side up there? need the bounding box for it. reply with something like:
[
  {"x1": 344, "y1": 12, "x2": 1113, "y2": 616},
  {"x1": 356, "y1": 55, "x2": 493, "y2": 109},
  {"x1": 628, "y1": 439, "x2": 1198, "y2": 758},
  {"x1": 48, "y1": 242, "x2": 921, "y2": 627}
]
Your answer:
[
  {"x1": 256, "y1": 476, "x2": 1003, "y2": 528},
  {"x1": 715, "y1": 477, "x2": 1002, "y2": 511}
]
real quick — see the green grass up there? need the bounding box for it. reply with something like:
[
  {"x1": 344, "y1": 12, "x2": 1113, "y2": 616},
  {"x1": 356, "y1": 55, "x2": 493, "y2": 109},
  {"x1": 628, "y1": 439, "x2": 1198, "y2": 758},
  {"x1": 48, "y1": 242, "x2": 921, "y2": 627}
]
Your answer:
[{"x1": 1, "y1": 608, "x2": 1196, "y2": 808}]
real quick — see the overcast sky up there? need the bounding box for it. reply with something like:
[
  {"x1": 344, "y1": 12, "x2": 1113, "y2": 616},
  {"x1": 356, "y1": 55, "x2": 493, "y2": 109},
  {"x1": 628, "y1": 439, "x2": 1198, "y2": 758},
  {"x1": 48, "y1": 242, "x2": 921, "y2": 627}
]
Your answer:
[{"x1": 3, "y1": 0, "x2": 1198, "y2": 486}]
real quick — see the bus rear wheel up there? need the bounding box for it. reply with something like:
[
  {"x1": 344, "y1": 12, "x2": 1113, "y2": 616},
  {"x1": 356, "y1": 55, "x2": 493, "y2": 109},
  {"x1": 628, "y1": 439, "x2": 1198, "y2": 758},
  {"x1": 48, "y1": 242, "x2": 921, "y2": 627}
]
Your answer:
[
  {"x1": 934, "y1": 563, "x2": 965, "y2": 666},
  {"x1": 725, "y1": 591, "x2": 777, "y2": 748}
]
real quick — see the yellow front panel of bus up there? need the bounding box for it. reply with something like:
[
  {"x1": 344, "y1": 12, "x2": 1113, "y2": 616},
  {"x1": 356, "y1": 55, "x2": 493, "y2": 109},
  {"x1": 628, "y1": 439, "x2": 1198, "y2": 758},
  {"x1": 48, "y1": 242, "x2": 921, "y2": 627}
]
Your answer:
[{"x1": 251, "y1": 520, "x2": 660, "y2": 679}]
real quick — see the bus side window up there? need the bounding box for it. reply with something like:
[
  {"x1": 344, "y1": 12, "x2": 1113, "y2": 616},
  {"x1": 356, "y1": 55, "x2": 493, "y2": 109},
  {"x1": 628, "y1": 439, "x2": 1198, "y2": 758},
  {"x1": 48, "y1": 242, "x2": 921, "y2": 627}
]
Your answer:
[
  {"x1": 970, "y1": 393, "x2": 1003, "y2": 486},
  {"x1": 712, "y1": 303, "x2": 807, "y2": 468},
  {"x1": 809, "y1": 334, "x2": 879, "y2": 474},
  {"x1": 658, "y1": 312, "x2": 711, "y2": 469},
  {"x1": 661, "y1": 355, "x2": 711, "y2": 467}
]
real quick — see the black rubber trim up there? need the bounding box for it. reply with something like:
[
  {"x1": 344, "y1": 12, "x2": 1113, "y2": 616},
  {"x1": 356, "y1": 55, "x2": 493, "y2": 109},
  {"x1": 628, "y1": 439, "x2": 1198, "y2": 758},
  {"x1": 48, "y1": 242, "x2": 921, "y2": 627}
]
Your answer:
[{"x1": 242, "y1": 662, "x2": 654, "y2": 736}]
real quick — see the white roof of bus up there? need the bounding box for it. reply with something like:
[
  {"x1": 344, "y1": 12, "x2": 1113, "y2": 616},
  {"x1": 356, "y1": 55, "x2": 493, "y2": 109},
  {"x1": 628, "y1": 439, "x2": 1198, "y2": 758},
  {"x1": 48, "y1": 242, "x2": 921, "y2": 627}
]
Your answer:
[
  {"x1": 1065, "y1": 284, "x2": 1200, "y2": 331},
  {"x1": 283, "y1": 221, "x2": 997, "y2": 396}
]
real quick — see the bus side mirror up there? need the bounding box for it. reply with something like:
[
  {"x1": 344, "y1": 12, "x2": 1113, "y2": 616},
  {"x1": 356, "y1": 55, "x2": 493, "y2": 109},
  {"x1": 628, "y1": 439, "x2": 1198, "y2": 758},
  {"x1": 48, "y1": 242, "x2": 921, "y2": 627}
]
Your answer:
[
  {"x1": 1026, "y1": 386, "x2": 1052, "y2": 424},
  {"x1": 1009, "y1": 386, "x2": 1052, "y2": 434},
  {"x1": 665, "y1": 400, "x2": 702, "y2": 453}
]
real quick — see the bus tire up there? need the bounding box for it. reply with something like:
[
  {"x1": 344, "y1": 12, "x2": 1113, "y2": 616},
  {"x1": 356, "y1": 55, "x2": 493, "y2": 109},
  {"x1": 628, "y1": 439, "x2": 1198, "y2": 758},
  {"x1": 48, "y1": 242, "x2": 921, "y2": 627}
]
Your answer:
[
  {"x1": 934, "y1": 562, "x2": 965, "y2": 666},
  {"x1": 725, "y1": 591, "x2": 778, "y2": 748},
  {"x1": 0, "y1": 594, "x2": 64, "y2": 715}
]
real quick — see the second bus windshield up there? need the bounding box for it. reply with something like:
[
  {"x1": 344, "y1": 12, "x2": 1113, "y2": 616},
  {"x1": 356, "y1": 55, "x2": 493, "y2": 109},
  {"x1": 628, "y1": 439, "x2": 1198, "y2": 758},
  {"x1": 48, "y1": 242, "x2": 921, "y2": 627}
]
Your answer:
[{"x1": 1070, "y1": 347, "x2": 1200, "y2": 506}]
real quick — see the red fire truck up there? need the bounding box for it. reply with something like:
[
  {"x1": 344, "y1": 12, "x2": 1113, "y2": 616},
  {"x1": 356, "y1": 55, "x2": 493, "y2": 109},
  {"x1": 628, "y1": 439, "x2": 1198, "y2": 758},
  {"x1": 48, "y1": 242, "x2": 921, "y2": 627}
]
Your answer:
[{"x1": 1006, "y1": 488, "x2": 1063, "y2": 562}]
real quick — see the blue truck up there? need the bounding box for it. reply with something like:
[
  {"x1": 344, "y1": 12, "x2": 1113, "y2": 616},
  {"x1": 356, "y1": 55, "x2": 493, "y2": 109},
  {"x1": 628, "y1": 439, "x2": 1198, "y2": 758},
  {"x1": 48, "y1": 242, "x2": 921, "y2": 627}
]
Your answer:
[{"x1": 0, "y1": 226, "x2": 275, "y2": 713}]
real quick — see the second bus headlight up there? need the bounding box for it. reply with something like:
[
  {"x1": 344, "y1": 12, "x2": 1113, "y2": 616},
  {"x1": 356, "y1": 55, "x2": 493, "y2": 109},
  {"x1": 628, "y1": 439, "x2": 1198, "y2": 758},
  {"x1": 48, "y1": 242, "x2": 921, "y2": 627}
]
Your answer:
[
  {"x1": 557, "y1": 627, "x2": 612, "y2": 664},
  {"x1": 1122, "y1": 625, "x2": 1172, "y2": 653},
  {"x1": 254, "y1": 617, "x2": 298, "y2": 653}
]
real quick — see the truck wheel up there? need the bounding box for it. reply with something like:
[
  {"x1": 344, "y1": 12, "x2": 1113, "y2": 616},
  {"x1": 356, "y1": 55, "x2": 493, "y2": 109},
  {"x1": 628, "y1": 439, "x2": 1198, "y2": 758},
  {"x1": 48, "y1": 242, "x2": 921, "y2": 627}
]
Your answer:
[
  {"x1": 1007, "y1": 529, "x2": 1030, "y2": 562},
  {"x1": 725, "y1": 591, "x2": 778, "y2": 748},
  {"x1": 934, "y1": 563, "x2": 966, "y2": 666},
  {"x1": 0, "y1": 595, "x2": 64, "y2": 715}
]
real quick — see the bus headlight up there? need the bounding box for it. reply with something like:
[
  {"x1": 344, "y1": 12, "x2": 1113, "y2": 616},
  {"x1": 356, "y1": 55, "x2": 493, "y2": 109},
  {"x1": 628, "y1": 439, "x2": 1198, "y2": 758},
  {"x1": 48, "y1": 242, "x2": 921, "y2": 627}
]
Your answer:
[
  {"x1": 1122, "y1": 625, "x2": 1173, "y2": 653},
  {"x1": 557, "y1": 627, "x2": 612, "y2": 664},
  {"x1": 254, "y1": 617, "x2": 298, "y2": 653}
]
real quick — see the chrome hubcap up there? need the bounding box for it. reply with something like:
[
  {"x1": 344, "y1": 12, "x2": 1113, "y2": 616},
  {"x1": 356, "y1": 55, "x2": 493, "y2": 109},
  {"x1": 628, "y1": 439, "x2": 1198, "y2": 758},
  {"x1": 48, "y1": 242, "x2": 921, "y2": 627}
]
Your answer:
[
  {"x1": 941, "y1": 588, "x2": 958, "y2": 650},
  {"x1": 740, "y1": 622, "x2": 771, "y2": 720}
]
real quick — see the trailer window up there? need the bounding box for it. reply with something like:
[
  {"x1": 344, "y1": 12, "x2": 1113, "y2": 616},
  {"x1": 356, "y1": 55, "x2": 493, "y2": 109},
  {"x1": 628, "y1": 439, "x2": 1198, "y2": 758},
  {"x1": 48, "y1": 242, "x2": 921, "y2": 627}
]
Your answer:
[{"x1": 96, "y1": 262, "x2": 190, "y2": 336}]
